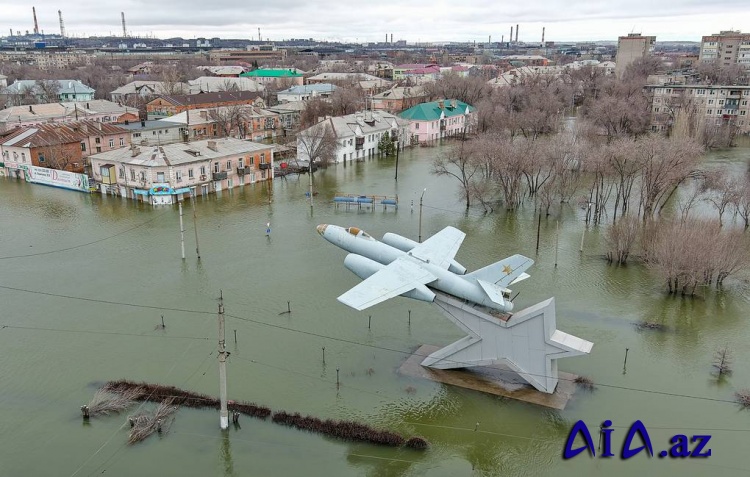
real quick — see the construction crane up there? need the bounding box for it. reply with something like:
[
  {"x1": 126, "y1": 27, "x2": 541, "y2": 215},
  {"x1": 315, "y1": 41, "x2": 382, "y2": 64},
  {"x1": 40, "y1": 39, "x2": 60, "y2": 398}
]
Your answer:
[{"x1": 121, "y1": 12, "x2": 127, "y2": 38}]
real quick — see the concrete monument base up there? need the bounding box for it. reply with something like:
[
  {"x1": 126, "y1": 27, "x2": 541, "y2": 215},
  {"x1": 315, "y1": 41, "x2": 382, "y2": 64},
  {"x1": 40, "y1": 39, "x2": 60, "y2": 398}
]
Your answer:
[{"x1": 398, "y1": 344, "x2": 579, "y2": 410}]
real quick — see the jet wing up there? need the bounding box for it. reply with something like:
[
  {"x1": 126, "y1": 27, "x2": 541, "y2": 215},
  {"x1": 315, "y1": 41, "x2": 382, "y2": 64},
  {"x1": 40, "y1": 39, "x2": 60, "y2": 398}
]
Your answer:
[
  {"x1": 337, "y1": 257, "x2": 437, "y2": 311},
  {"x1": 407, "y1": 226, "x2": 466, "y2": 270}
]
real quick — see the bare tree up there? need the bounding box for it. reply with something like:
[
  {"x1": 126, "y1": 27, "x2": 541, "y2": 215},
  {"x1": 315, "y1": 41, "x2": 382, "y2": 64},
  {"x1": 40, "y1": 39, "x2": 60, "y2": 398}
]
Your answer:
[
  {"x1": 605, "y1": 215, "x2": 640, "y2": 264},
  {"x1": 712, "y1": 347, "x2": 733, "y2": 376},
  {"x1": 299, "y1": 99, "x2": 332, "y2": 129},
  {"x1": 39, "y1": 142, "x2": 80, "y2": 171},
  {"x1": 296, "y1": 121, "x2": 339, "y2": 167},
  {"x1": 702, "y1": 167, "x2": 739, "y2": 227},
  {"x1": 432, "y1": 139, "x2": 482, "y2": 209},
  {"x1": 330, "y1": 86, "x2": 364, "y2": 116},
  {"x1": 35, "y1": 79, "x2": 61, "y2": 103},
  {"x1": 208, "y1": 105, "x2": 250, "y2": 138}
]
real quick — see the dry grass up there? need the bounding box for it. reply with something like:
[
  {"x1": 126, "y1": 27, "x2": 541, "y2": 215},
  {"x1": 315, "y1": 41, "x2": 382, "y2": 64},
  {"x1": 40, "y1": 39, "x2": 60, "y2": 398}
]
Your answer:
[
  {"x1": 735, "y1": 389, "x2": 750, "y2": 409},
  {"x1": 574, "y1": 376, "x2": 596, "y2": 391},
  {"x1": 127, "y1": 399, "x2": 178, "y2": 444},
  {"x1": 87, "y1": 388, "x2": 142, "y2": 417}
]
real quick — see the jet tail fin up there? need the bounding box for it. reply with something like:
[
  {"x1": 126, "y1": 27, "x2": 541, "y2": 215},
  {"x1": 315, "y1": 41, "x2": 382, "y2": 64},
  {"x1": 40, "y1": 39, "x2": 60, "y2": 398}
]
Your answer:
[{"x1": 466, "y1": 254, "x2": 534, "y2": 288}]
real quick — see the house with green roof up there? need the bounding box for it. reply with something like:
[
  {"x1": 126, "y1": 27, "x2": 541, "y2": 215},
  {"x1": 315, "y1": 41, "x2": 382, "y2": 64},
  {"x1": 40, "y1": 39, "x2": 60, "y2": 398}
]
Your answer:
[
  {"x1": 399, "y1": 99, "x2": 475, "y2": 144},
  {"x1": 239, "y1": 69, "x2": 304, "y2": 86}
]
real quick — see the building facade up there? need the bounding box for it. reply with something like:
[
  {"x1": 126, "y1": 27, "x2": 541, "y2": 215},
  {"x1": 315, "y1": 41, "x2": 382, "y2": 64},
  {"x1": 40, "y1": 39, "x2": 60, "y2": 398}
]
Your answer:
[
  {"x1": 699, "y1": 31, "x2": 750, "y2": 68},
  {"x1": 145, "y1": 91, "x2": 263, "y2": 120},
  {"x1": 647, "y1": 85, "x2": 750, "y2": 135},
  {"x1": 0, "y1": 100, "x2": 139, "y2": 131},
  {"x1": 297, "y1": 111, "x2": 410, "y2": 164},
  {"x1": 277, "y1": 84, "x2": 336, "y2": 103},
  {"x1": 371, "y1": 86, "x2": 428, "y2": 114},
  {"x1": 399, "y1": 99, "x2": 476, "y2": 144},
  {"x1": 88, "y1": 138, "x2": 274, "y2": 204},
  {"x1": 3, "y1": 79, "x2": 95, "y2": 105},
  {"x1": 239, "y1": 69, "x2": 303, "y2": 86},
  {"x1": 614, "y1": 34, "x2": 656, "y2": 78}
]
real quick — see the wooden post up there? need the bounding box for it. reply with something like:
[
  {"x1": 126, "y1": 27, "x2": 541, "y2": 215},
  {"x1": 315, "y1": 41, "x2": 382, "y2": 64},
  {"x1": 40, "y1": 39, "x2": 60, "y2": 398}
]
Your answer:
[
  {"x1": 322, "y1": 346, "x2": 325, "y2": 364},
  {"x1": 535, "y1": 209, "x2": 542, "y2": 254},
  {"x1": 408, "y1": 310, "x2": 411, "y2": 326},
  {"x1": 554, "y1": 220, "x2": 559, "y2": 268},
  {"x1": 336, "y1": 367, "x2": 340, "y2": 388},
  {"x1": 368, "y1": 315, "x2": 371, "y2": 329}
]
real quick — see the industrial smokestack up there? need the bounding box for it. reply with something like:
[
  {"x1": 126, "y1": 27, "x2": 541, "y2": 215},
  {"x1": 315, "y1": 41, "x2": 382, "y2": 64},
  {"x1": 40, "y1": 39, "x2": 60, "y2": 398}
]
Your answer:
[
  {"x1": 541, "y1": 27, "x2": 545, "y2": 45},
  {"x1": 489, "y1": 35, "x2": 491, "y2": 44},
  {"x1": 501, "y1": 35, "x2": 504, "y2": 43},
  {"x1": 59, "y1": 10, "x2": 65, "y2": 38},
  {"x1": 385, "y1": 33, "x2": 387, "y2": 43},
  {"x1": 515, "y1": 24, "x2": 519, "y2": 42},
  {"x1": 510, "y1": 26, "x2": 513, "y2": 43},
  {"x1": 390, "y1": 33, "x2": 393, "y2": 43},
  {"x1": 32, "y1": 7, "x2": 39, "y2": 35},
  {"x1": 121, "y1": 12, "x2": 126, "y2": 38}
]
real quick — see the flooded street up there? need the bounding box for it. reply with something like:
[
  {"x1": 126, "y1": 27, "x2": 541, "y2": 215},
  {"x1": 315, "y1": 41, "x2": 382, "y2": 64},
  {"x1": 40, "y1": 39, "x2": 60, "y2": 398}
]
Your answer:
[{"x1": 1, "y1": 143, "x2": 749, "y2": 476}]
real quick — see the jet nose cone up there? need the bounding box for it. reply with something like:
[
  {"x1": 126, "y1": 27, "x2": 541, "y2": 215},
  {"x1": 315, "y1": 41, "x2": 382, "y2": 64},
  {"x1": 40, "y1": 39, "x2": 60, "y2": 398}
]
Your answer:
[{"x1": 316, "y1": 224, "x2": 328, "y2": 235}]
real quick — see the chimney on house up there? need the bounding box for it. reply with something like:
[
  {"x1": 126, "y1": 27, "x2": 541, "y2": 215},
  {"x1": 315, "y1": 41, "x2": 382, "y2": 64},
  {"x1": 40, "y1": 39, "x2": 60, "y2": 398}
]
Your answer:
[
  {"x1": 207, "y1": 140, "x2": 218, "y2": 151},
  {"x1": 131, "y1": 146, "x2": 140, "y2": 157}
]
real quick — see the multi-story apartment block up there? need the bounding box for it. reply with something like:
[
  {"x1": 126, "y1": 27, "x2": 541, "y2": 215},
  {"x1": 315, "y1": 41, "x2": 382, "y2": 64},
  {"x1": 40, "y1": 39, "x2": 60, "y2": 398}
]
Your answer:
[
  {"x1": 399, "y1": 99, "x2": 476, "y2": 144},
  {"x1": 32, "y1": 52, "x2": 93, "y2": 70},
  {"x1": 646, "y1": 85, "x2": 750, "y2": 134},
  {"x1": 699, "y1": 31, "x2": 750, "y2": 68},
  {"x1": 614, "y1": 33, "x2": 656, "y2": 78},
  {"x1": 145, "y1": 91, "x2": 263, "y2": 120},
  {"x1": 88, "y1": 138, "x2": 274, "y2": 204}
]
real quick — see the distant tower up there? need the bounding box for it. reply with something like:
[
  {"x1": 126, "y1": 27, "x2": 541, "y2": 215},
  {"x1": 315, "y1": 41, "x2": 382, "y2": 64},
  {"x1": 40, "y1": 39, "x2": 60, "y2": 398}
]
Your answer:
[
  {"x1": 258, "y1": 27, "x2": 261, "y2": 42},
  {"x1": 510, "y1": 26, "x2": 513, "y2": 43},
  {"x1": 32, "y1": 7, "x2": 39, "y2": 35},
  {"x1": 59, "y1": 10, "x2": 65, "y2": 38},
  {"x1": 489, "y1": 35, "x2": 491, "y2": 44},
  {"x1": 390, "y1": 33, "x2": 393, "y2": 43},
  {"x1": 515, "y1": 24, "x2": 519, "y2": 42},
  {"x1": 121, "y1": 12, "x2": 126, "y2": 38},
  {"x1": 385, "y1": 33, "x2": 387, "y2": 44},
  {"x1": 501, "y1": 34, "x2": 504, "y2": 43},
  {"x1": 541, "y1": 27, "x2": 545, "y2": 45}
]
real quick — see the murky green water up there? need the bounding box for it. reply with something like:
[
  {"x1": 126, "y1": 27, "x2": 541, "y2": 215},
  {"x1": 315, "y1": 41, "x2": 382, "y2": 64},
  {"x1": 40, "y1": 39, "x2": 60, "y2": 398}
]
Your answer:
[{"x1": 0, "y1": 144, "x2": 749, "y2": 476}]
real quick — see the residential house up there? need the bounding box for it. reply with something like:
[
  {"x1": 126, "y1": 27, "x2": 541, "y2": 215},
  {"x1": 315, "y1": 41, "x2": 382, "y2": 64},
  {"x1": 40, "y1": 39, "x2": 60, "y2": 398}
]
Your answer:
[
  {"x1": 399, "y1": 99, "x2": 476, "y2": 144},
  {"x1": 188, "y1": 77, "x2": 264, "y2": 94},
  {"x1": 119, "y1": 119, "x2": 186, "y2": 146},
  {"x1": 371, "y1": 86, "x2": 428, "y2": 114},
  {"x1": 0, "y1": 100, "x2": 139, "y2": 131},
  {"x1": 305, "y1": 72, "x2": 391, "y2": 94},
  {"x1": 646, "y1": 84, "x2": 750, "y2": 135},
  {"x1": 3, "y1": 79, "x2": 95, "y2": 105},
  {"x1": 297, "y1": 111, "x2": 410, "y2": 164},
  {"x1": 109, "y1": 81, "x2": 189, "y2": 104},
  {"x1": 239, "y1": 69, "x2": 304, "y2": 86},
  {"x1": 87, "y1": 138, "x2": 274, "y2": 204},
  {"x1": 268, "y1": 101, "x2": 306, "y2": 131},
  {"x1": 198, "y1": 65, "x2": 247, "y2": 77},
  {"x1": 393, "y1": 64, "x2": 440, "y2": 80},
  {"x1": 1, "y1": 120, "x2": 130, "y2": 175},
  {"x1": 145, "y1": 91, "x2": 264, "y2": 120},
  {"x1": 277, "y1": 84, "x2": 337, "y2": 103},
  {"x1": 127, "y1": 62, "x2": 155, "y2": 76}
]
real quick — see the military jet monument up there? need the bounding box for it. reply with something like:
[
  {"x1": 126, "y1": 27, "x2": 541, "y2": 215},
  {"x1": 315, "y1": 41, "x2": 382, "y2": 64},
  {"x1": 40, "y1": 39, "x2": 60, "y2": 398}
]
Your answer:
[{"x1": 317, "y1": 224, "x2": 593, "y2": 394}]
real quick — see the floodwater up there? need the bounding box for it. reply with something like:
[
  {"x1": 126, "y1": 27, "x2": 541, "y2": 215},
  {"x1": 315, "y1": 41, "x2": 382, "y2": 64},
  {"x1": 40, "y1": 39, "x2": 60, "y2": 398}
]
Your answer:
[{"x1": 0, "y1": 143, "x2": 749, "y2": 477}]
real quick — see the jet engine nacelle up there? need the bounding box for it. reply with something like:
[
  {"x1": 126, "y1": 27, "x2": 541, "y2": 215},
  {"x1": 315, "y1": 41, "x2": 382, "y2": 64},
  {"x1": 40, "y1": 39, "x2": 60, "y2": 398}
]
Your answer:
[
  {"x1": 343, "y1": 253, "x2": 435, "y2": 303},
  {"x1": 382, "y1": 232, "x2": 467, "y2": 275}
]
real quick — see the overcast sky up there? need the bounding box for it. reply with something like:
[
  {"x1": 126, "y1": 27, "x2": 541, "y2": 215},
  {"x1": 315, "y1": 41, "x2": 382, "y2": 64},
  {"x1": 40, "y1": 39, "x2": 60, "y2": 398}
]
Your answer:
[{"x1": 4, "y1": 1, "x2": 749, "y2": 43}]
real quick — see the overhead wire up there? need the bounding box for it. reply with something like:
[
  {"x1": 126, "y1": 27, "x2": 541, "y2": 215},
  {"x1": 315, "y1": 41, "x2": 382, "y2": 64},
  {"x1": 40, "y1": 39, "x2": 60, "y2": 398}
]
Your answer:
[{"x1": 0, "y1": 209, "x2": 172, "y2": 260}]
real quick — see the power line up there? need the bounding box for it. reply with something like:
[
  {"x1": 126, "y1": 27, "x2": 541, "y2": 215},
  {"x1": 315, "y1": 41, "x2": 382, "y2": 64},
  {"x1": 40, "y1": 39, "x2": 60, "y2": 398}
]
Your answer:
[
  {"x1": 0, "y1": 285, "x2": 215, "y2": 315},
  {"x1": 0, "y1": 281, "x2": 742, "y2": 407},
  {"x1": 0, "y1": 210, "x2": 172, "y2": 260},
  {"x1": 1, "y1": 324, "x2": 211, "y2": 341}
]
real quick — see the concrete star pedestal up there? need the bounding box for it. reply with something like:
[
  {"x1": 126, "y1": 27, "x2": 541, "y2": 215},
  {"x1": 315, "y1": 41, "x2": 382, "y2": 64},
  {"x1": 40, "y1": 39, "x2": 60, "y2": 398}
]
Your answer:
[{"x1": 398, "y1": 292, "x2": 593, "y2": 409}]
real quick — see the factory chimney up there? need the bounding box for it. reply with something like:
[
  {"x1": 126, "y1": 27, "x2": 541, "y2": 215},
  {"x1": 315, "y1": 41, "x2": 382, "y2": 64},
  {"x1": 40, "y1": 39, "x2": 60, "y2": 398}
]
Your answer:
[
  {"x1": 510, "y1": 26, "x2": 513, "y2": 43},
  {"x1": 32, "y1": 7, "x2": 39, "y2": 35},
  {"x1": 541, "y1": 27, "x2": 545, "y2": 45},
  {"x1": 121, "y1": 12, "x2": 126, "y2": 38},
  {"x1": 385, "y1": 33, "x2": 387, "y2": 43},
  {"x1": 59, "y1": 10, "x2": 65, "y2": 38},
  {"x1": 515, "y1": 24, "x2": 519, "y2": 42},
  {"x1": 390, "y1": 33, "x2": 393, "y2": 43}
]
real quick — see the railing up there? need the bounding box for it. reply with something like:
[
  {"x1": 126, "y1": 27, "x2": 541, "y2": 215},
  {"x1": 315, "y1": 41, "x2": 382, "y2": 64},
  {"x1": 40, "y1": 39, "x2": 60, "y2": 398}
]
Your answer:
[
  {"x1": 212, "y1": 171, "x2": 228, "y2": 181},
  {"x1": 237, "y1": 166, "x2": 251, "y2": 175},
  {"x1": 259, "y1": 163, "x2": 271, "y2": 170}
]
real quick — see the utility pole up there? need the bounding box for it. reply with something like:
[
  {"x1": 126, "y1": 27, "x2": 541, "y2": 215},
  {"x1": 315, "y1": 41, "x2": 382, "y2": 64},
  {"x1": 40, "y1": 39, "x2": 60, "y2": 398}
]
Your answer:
[
  {"x1": 218, "y1": 290, "x2": 229, "y2": 430},
  {"x1": 418, "y1": 188, "x2": 426, "y2": 243},
  {"x1": 580, "y1": 203, "x2": 591, "y2": 253},
  {"x1": 309, "y1": 162, "x2": 314, "y2": 214},
  {"x1": 178, "y1": 201, "x2": 185, "y2": 259},
  {"x1": 192, "y1": 193, "x2": 201, "y2": 259}
]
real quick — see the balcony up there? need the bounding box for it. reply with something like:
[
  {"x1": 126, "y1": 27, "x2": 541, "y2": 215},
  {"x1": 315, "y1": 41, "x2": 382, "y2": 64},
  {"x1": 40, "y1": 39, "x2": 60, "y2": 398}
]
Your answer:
[
  {"x1": 355, "y1": 137, "x2": 364, "y2": 150},
  {"x1": 212, "y1": 171, "x2": 228, "y2": 181},
  {"x1": 237, "y1": 166, "x2": 251, "y2": 175},
  {"x1": 259, "y1": 163, "x2": 271, "y2": 170}
]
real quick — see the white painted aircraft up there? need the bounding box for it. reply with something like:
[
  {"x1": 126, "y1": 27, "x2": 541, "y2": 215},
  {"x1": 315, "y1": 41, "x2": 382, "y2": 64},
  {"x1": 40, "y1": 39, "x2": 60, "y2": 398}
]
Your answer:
[{"x1": 316, "y1": 224, "x2": 533, "y2": 312}]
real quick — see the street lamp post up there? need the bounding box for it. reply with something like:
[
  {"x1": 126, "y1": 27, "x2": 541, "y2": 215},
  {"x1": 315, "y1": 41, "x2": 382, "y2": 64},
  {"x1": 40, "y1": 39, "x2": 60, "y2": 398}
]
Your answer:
[
  {"x1": 580, "y1": 202, "x2": 592, "y2": 253},
  {"x1": 418, "y1": 188, "x2": 426, "y2": 243}
]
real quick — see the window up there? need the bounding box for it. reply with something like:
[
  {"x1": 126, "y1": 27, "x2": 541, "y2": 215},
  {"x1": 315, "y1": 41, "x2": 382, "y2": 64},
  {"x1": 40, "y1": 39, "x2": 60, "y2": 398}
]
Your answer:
[
  {"x1": 710, "y1": 90, "x2": 716, "y2": 95},
  {"x1": 38, "y1": 153, "x2": 45, "y2": 163},
  {"x1": 188, "y1": 169, "x2": 194, "y2": 178},
  {"x1": 718, "y1": 110, "x2": 723, "y2": 115},
  {"x1": 133, "y1": 132, "x2": 141, "y2": 138},
  {"x1": 742, "y1": 100, "x2": 748, "y2": 106},
  {"x1": 718, "y1": 100, "x2": 724, "y2": 105},
  {"x1": 654, "y1": 107, "x2": 660, "y2": 112},
  {"x1": 157, "y1": 172, "x2": 165, "y2": 182},
  {"x1": 130, "y1": 169, "x2": 136, "y2": 181},
  {"x1": 140, "y1": 171, "x2": 146, "y2": 182},
  {"x1": 239, "y1": 158, "x2": 244, "y2": 168},
  {"x1": 109, "y1": 139, "x2": 114, "y2": 147},
  {"x1": 21, "y1": 153, "x2": 26, "y2": 162},
  {"x1": 226, "y1": 160, "x2": 231, "y2": 170},
  {"x1": 214, "y1": 162, "x2": 220, "y2": 173},
  {"x1": 249, "y1": 156, "x2": 254, "y2": 165},
  {"x1": 741, "y1": 111, "x2": 747, "y2": 116},
  {"x1": 228, "y1": 178, "x2": 233, "y2": 188},
  {"x1": 81, "y1": 142, "x2": 86, "y2": 152},
  {"x1": 96, "y1": 147, "x2": 101, "y2": 153},
  {"x1": 119, "y1": 138, "x2": 125, "y2": 146},
  {"x1": 95, "y1": 137, "x2": 101, "y2": 144},
  {"x1": 708, "y1": 99, "x2": 714, "y2": 104},
  {"x1": 260, "y1": 153, "x2": 266, "y2": 164},
  {"x1": 415, "y1": 123, "x2": 419, "y2": 130},
  {"x1": 200, "y1": 166, "x2": 206, "y2": 175},
  {"x1": 707, "y1": 110, "x2": 713, "y2": 115},
  {"x1": 118, "y1": 167, "x2": 124, "y2": 178},
  {"x1": 176, "y1": 171, "x2": 182, "y2": 182}
]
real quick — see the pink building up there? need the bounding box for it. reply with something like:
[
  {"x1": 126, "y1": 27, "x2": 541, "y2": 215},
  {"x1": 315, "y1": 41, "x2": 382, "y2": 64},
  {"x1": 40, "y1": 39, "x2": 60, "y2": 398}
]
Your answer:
[{"x1": 399, "y1": 99, "x2": 476, "y2": 144}]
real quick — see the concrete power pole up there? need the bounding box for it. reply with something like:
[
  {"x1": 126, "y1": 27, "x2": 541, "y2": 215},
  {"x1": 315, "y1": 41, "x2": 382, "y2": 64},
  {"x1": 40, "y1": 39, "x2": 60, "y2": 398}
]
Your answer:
[
  {"x1": 32, "y1": 7, "x2": 39, "y2": 35},
  {"x1": 58, "y1": 10, "x2": 65, "y2": 38},
  {"x1": 121, "y1": 12, "x2": 127, "y2": 38},
  {"x1": 217, "y1": 290, "x2": 229, "y2": 430}
]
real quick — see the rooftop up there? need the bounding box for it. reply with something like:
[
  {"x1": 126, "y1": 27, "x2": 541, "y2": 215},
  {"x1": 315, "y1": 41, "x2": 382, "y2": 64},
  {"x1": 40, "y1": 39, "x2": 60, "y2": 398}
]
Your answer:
[
  {"x1": 278, "y1": 84, "x2": 337, "y2": 95},
  {"x1": 4, "y1": 79, "x2": 95, "y2": 95},
  {"x1": 399, "y1": 99, "x2": 475, "y2": 121},
  {"x1": 240, "y1": 69, "x2": 302, "y2": 78}
]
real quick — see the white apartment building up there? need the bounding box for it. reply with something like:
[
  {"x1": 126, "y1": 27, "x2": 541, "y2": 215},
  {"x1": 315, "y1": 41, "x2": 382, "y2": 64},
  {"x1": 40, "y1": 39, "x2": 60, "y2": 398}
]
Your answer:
[{"x1": 647, "y1": 85, "x2": 750, "y2": 134}]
